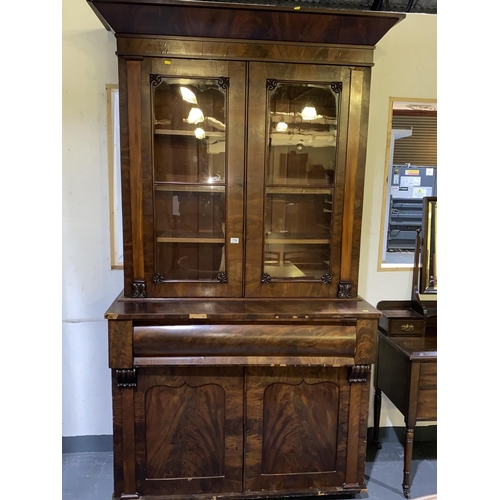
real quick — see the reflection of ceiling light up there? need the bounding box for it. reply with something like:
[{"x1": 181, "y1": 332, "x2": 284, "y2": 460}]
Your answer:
[
  {"x1": 276, "y1": 120, "x2": 288, "y2": 132},
  {"x1": 194, "y1": 127, "x2": 205, "y2": 139},
  {"x1": 187, "y1": 107, "x2": 204, "y2": 124},
  {"x1": 208, "y1": 174, "x2": 221, "y2": 183},
  {"x1": 300, "y1": 106, "x2": 318, "y2": 120},
  {"x1": 180, "y1": 87, "x2": 198, "y2": 104}
]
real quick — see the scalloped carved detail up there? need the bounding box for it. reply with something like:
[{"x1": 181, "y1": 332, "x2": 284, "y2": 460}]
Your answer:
[
  {"x1": 150, "y1": 74, "x2": 162, "y2": 87},
  {"x1": 337, "y1": 280, "x2": 352, "y2": 298},
  {"x1": 331, "y1": 82, "x2": 343, "y2": 93},
  {"x1": 217, "y1": 272, "x2": 228, "y2": 283},
  {"x1": 217, "y1": 77, "x2": 229, "y2": 90},
  {"x1": 159, "y1": 41, "x2": 168, "y2": 54},
  {"x1": 117, "y1": 369, "x2": 137, "y2": 388},
  {"x1": 321, "y1": 273, "x2": 332, "y2": 284},
  {"x1": 132, "y1": 280, "x2": 147, "y2": 298},
  {"x1": 153, "y1": 273, "x2": 165, "y2": 284},
  {"x1": 261, "y1": 273, "x2": 272, "y2": 284},
  {"x1": 266, "y1": 79, "x2": 278, "y2": 91},
  {"x1": 349, "y1": 365, "x2": 370, "y2": 383}
]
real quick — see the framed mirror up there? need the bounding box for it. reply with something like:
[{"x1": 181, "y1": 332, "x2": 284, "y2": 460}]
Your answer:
[
  {"x1": 420, "y1": 196, "x2": 437, "y2": 294},
  {"x1": 378, "y1": 98, "x2": 437, "y2": 270}
]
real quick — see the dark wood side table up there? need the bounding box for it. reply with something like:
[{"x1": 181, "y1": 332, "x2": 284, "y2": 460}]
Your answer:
[{"x1": 373, "y1": 332, "x2": 437, "y2": 498}]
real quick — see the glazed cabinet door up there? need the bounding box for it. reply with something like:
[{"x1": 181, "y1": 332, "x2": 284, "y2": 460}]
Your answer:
[
  {"x1": 120, "y1": 57, "x2": 245, "y2": 298},
  {"x1": 245, "y1": 62, "x2": 370, "y2": 298},
  {"x1": 244, "y1": 366, "x2": 353, "y2": 493},
  {"x1": 133, "y1": 367, "x2": 244, "y2": 496}
]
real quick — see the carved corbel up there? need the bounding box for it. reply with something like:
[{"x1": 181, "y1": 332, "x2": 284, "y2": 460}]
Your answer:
[
  {"x1": 131, "y1": 280, "x2": 147, "y2": 298},
  {"x1": 116, "y1": 369, "x2": 137, "y2": 388},
  {"x1": 349, "y1": 364, "x2": 370, "y2": 383},
  {"x1": 338, "y1": 280, "x2": 352, "y2": 298}
]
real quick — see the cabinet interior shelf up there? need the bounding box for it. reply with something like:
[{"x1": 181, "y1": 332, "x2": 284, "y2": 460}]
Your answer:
[
  {"x1": 157, "y1": 236, "x2": 225, "y2": 243},
  {"x1": 266, "y1": 238, "x2": 330, "y2": 244},
  {"x1": 157, "y1": 230, "x2": 225, "y2": 244},
  {"x1": 155, "y1": 129, "x2": 226, "y2": 138},
  {"x1": 155, "y1": 184, "x2": 225, "y2": 193},
  {"x1": 266, "y1": 187, "x2": 332, "y2": 195}
]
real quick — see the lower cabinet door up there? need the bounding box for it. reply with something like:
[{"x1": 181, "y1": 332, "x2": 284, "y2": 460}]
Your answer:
[
  {"x1": 134, "y1": 367, "x2": 244, "y2": 496},
  {"x1": 244, "y1": 366, "x2": 351, "y2": 493}
]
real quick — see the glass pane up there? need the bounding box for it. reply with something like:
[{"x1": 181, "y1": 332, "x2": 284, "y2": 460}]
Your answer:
[
  {"x1": 267, "y1": 83, "x2": 338, "y2": 186},
  {"x1": 157, "y1": 243, "x2": 225, "y2": 281},
  {"x1": 264, "y1": 243, "x2": 330, "y2": 280},
  {"x1": 264, "y1": 191, "x2": 332, "y2": 280},
  {"x1": 153, "y1": 78, "x2": 226, "y2": 183},
  {"x1": 155, "y1": 186, "x2": 226, "y2": 281}
]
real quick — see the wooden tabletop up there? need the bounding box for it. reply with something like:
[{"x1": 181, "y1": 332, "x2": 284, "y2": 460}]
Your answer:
[
  {"x1": 105, "y1": 292, "x2": 381, "y2": 321},
  {"x1": 379, "y1": 331, "x2": 437, "y2": 361}
]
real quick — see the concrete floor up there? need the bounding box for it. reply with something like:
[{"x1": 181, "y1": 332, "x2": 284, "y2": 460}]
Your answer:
[{"x1": 62, "y1": 440, "x2": 437, "y2": 500}]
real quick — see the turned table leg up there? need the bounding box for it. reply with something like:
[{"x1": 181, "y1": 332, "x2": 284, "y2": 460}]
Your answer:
[
  {"x1": 403, "y1": 426, "x2": 414, "y2": 498},
  {"x1": 373, "y1": 387, "x2": 382, "y2": 449}
]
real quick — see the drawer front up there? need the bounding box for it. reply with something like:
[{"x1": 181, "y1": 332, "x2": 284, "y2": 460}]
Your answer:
[
  {"x1": 417, "y1": 389, "x2": 437, "y2": 420},
  {"x1": 133, "y1": 323, "x2": 357, "y2": 357},
  {"x1": 386, "y1": 318, "x2": 425, "y2": 336},
  {"x1": 417, "y1": 362, "x2": 437, "y2": 420},
  {"x1": 419, "y1": 362, "x2": 437, "y2": 390}
]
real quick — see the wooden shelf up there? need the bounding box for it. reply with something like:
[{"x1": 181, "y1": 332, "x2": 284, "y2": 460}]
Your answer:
[
  {"x1": 155, "y1": 129, "x2": 225, "y2": 138},
  {"x1": 155, "y1": 184, "x2": 225, "y2": 193},
  {"x1": 157, "y1": 236, "x2": 225, "y2": 244},
  {"x1": 157, "y1": 229, "x2": 225, "y2": 244},
  {"x1": 266, "y1": 187, "x2": 332, "y2": 195},
  {"x1": 266, "y1": 238, "x2": 330, "y2": 245}
]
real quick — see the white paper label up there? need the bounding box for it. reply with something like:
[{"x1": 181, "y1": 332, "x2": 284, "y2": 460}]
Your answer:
[{"x1": 230, "y1": 238, "x2": 239, "y2": 244}]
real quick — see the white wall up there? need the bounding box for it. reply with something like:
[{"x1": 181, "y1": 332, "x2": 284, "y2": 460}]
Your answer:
[
  {"x1": 62, "y1": 0, "x2": 123, "y2": 437},
  {"x1": 62, "y1": 6, "x2": 436, "y2": 436},
  {"x1": 360, "y1": 14, "x2": 437, "y2": 427}
]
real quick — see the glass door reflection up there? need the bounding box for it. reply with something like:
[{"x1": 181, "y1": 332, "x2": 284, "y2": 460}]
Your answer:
[
  {"x1": 152, "y1": 78, "x2": 227, "y2": 281},
  {"x1": 264, "y1": 82, "x2": 339, "y2": 280}
]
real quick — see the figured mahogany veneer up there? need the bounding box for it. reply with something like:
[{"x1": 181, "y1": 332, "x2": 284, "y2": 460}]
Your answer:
[
  {"x1": 107, "y1": 296, "x2": 380, "y2": 498},
  {"x1": 88, "y1": 1, "x2": 405, "y2": 498},
  {"x1": 133, "y1": 324, "x2": 357, "y2": 357},
  {"x1": 88, "y1": 0, "x2": 404, "y2": 45}
]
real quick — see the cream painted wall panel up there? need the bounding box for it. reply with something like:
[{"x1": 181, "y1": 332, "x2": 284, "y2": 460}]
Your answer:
[
  {"x1": 360, "y1": 14, "x2": 437, "y2": 428},
  {"x1": 62, "y1": 0, "x2": 122, "y2": 436},
  {"x1": 62, "y1": 321, "x2": 112, "y2": 436}
]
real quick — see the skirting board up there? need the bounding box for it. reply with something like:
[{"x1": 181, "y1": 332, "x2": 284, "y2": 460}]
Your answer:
[
  {"x1": 62, "y1": 435, "x2": 113, "y2": 453},
  {"x1": 367, "y1": 425, "x2": 437, "y2": 443},
  {"x1": 62, "y1": 426, "x2": 437, "y2": 454}
]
